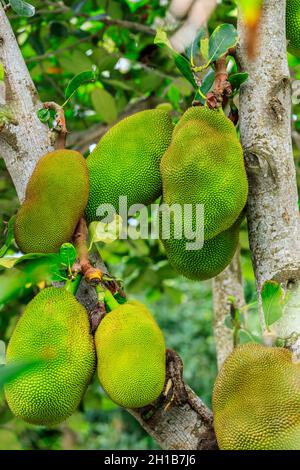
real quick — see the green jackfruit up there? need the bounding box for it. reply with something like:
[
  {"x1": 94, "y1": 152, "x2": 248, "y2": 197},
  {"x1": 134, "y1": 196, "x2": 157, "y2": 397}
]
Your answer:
[
  {"x1": 14, "y1": 150, "x2": 89, "y2": 254},
  {"x1": 95, "y1": 300, "x2": 166, "y2": 408},
  {"x1": 160, "y1": 106, "x2": 248, "y2": 241},
  {"x1": 286, "y1": 0, "x2": 300, "y2": 57},
  {"x1": 5, "y1": 287, "x2": 95, "y2": 426},
  {"x1": 160, "y1": 214, "x2": 241, "y2": 281},
  {"x1": 85, "y1": 109, "x2": 173, "y2": 224},
  {"x1": 213, "y1": 344, "x2": 300, "y2": 450}
]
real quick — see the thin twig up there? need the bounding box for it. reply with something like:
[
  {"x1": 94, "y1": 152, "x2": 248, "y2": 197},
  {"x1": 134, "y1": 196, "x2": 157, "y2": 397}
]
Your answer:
[{"x1": 73, "y1": 217, "x2": 103, "y2": 284}]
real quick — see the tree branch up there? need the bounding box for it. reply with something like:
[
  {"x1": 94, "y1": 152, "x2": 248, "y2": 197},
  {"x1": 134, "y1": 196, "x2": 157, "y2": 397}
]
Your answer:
[{"x1": 237, "y1": 0, "x2": 300, "y2": 351}]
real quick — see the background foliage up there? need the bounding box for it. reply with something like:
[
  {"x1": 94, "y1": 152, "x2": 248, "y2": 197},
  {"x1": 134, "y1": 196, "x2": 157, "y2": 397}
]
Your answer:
[{"x1": 0, "y1": 0, "x2": 298, "y2": 450}]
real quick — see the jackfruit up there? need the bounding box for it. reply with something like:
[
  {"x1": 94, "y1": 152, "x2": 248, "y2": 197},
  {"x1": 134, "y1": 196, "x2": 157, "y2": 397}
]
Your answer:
[
  {"x1": 160, "y1": 106, "x2": 248, "y2": 241},
  {"x1": 212, "y1": 344, "x2": 300, "y2": 450},
  {"x1": 85, "y1": 109, "x2": 173, "y2": 224},
  {"x1": 14, "y1": 149, "x2": 89, "y2": 254},
  {"x1": 160, "y1": 213, "x2": 242, "y2": 281},
  {"x1": 286, "y1": 0, "x2": 300, "y2": 57},
  {"x1": 95, "y1": 300, "x2": 166, "y2": 408},
  {"x1": 4, "y1": 287, "x2": 95, "y2": 426}
]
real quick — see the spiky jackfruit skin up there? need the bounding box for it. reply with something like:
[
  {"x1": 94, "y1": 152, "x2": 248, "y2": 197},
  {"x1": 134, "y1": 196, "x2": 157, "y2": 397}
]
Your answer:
[
  {"x1": 14, "y1": 150, "x2": 89, "y2": 254},
  {"x1": 4, "y1": 288, "x2": 95, "y2": 426},
  {"x1": 160, "y1": 215, "x2": 241, "y2": 281},
  {"x1": 95, "y1": 300, "x2": 166, "y2": 408},
  {"x1": 286, "y1": 0, "x2": 300, "y2": 57},
  {"x1": 85, "y1": 110, "x2": 173, "y2": 224},
  {"x1": 212, "y1": 344, "x2": 300, "y2": 450},
  {"x1": 160, "y1": 106, "x2": 248, "y2": 242}
]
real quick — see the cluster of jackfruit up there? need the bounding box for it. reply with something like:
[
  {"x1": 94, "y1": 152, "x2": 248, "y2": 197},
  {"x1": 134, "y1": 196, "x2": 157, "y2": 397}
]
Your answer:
[
  {"x1": 160, "y1": 107, "x2": 248, "y2": 280},
  {"x1": 14, "y1": 105, "x2": 247, "y2": 284},
  {"x1": 4, "y1": 288, "x2": 166, "y2": 425},
  {"x1": 213, "y1": 344, "x2": 300, "y2": 450},
  {"x1": 286, "y1": 0, "x2": 300, "y2": 57}
]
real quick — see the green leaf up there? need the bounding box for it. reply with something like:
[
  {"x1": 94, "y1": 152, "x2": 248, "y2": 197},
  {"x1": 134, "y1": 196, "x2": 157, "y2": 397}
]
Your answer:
[
  {"x1": 64, "y1": 70, "x2": 96, "y2": 104},
  {"x1": 59, "y1": 243, "x2": 77, "y2": 269},
  {"x1": 0, "y1": 360, "x2": 41, "y2": 389},
  {"x1": 9, "y1": 0, "x2": 35, "y2": 17},
  {"x1": 186, "y1": 27, "x2": 207, "y2": 64},
  {"x1": 0, "y1": 341, "x2": 5, "y2": 365},
  {"x1": 125, "y1": 0, "x2": 149, "y2": 12},
  {"x1": 262, "y1": 281, "x2": 284, "y2": 328},
  {"x1": 174, "y1": 55, "x2": 197, "y2": 90},
  {"x1": 0, "y1": 63, "x2": 4, "y2": 82},
  {"x1": 0, "y1": 252, "x2": 59, "y2": 269},
  {"x1": 208, "y1": 24, "x2": 238, "y2": 64},
  {"x1": 88, "y1": 215, "x2": 123, "y2": 248},
  {"x1": 0, "y1": 215, "x2": 16, "y2": 258},
  {"x1": 229, "y1": 72, "x2": 249, "y2": 90},
  {"x1": 238, "y1": 329, "x2": 262, "y2": 345},
  {"x1": 0, "y1": 429, "x2": 22, "y2": 450},
  {"x1": 37, "y1": 108, "x2": 51, "y2": 123},
  {"x1": 91, "y1": 88, "x2": 118, "y2": 124},
  {"x1": 195, "y1": 69, "x2": 215, "y2": 104},
  {"x1": 154, "y1": 28, "x2": 174, "y2": 51},
  {"x1": 200, "y1": 38, "x2": 209, "y2": 62},
  {"x1": 0, "y1": 256, "x2": 64, "y2": 306}
]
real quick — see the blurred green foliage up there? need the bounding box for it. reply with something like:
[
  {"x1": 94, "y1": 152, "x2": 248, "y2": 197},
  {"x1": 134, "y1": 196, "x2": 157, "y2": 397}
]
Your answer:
[{"x1": 0, "y1": 0, "x2": 298, "y2": 451}]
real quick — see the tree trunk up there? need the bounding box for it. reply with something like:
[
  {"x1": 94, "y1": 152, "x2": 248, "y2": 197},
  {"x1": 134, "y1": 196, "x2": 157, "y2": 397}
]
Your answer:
[
  {"x1": 238, "y1": 0, "x2": 300, "y2": 350},
  {"x1": 0, "y1": 5, "x2": 216, "y2": 450},
  {"x1": 0, "y1": 7, "x2": 52, "y2": 201},
  {"x1": 213, "y1": 249, "x2": 245, "y2": 369}
]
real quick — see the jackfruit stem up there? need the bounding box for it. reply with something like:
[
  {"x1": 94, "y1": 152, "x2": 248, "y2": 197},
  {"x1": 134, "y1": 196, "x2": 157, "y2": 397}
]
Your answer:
[
  {"x1": 206, "y1": 55, "x2": 232, "y2": 110},
  {"x1": 104, "y1": 289, "x2": 120, "y2": 311},
  {"x1": 64, "y1": 274, "x2": 82, "y2": 295},
  {"x1": 73, "y1": 218, "x2": 102, "y2": 284}
]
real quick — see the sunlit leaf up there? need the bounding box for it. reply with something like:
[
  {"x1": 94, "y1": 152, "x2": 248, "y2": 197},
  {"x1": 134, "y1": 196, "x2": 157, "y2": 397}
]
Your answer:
[
  {"x1": 154, "y1": 28, "x2": 174, "y2": 51},
  {"x1": 88, "y1": 214, "x2": 123, "y2": 248}
]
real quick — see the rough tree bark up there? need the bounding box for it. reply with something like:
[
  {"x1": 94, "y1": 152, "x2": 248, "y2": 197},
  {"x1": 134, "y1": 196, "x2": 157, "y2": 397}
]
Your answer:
[
  {"x1": 0, "y1": 5, "x2": 216, "y2": 450},
  {"x1": 213, "y1": 249, "x2": 245, "y2": 369},
  {"x1": 238, "y1": 0, "x2": 300, "y2": 350},
  {"x1": 0, "y1": 7, "x2": 52, "y2": 201}
]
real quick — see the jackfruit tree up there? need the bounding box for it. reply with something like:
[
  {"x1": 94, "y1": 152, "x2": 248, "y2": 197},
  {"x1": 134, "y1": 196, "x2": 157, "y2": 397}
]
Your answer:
[{"x1": 0, "y1": 0, "x2": 300, "y2": 454}]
